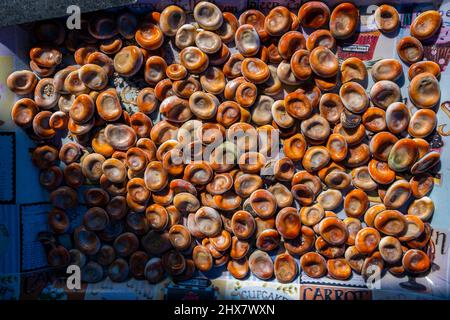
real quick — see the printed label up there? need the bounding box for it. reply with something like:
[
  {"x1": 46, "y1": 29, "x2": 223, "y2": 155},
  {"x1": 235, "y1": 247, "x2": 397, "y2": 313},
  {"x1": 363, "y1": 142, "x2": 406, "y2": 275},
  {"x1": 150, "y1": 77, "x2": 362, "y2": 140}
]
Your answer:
[
  {"x1": 300, "y1": 284, "x2": 372, "y2": 300},
  {"x1": 216, "y1": 279, "x2": 299, "y2": 300}
]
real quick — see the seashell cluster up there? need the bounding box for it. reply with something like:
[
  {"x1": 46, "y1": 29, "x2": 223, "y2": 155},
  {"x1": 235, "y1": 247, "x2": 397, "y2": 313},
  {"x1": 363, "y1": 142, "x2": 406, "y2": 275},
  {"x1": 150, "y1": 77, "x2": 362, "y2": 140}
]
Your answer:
[{"x1": 7, "y1": 1, "x2": 442, "y2": 283}]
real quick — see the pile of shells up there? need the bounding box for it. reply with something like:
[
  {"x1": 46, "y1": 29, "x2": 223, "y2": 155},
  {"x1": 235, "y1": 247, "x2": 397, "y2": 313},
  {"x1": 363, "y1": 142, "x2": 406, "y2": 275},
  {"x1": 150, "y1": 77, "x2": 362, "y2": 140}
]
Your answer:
[{"x1": 6, "y1": 1, "x2": 442, "y2": 284}]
